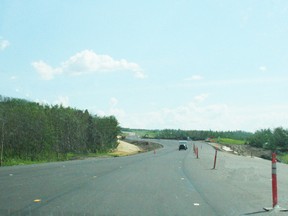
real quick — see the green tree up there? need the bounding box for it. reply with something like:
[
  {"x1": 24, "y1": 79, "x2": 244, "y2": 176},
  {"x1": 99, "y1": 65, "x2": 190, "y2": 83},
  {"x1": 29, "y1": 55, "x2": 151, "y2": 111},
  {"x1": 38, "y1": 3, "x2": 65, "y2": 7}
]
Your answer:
[
  {"x1": 0, "y1": 95, "x2": 121, "y2": 164},
  {"x1": 271, "y1": 127, "x2": 288, "y2": 150}
]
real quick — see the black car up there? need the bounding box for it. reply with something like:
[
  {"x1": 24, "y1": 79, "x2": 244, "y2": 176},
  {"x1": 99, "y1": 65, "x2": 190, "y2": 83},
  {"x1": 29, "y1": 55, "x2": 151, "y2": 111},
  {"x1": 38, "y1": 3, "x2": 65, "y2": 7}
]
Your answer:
[{"x1": 179, "y1": 141, "x2": 188, "y2": 150}]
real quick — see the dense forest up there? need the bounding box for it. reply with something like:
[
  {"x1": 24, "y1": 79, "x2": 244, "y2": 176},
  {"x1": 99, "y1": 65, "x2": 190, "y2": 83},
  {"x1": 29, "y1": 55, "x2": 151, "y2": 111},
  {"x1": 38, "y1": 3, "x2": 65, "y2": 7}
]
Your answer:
[
  {"x1": 247, "y1": 127, "x2": 288, "y2": 151},
  {"x1": 0, "y1": 95, "x2": 120, "y2": 166}
]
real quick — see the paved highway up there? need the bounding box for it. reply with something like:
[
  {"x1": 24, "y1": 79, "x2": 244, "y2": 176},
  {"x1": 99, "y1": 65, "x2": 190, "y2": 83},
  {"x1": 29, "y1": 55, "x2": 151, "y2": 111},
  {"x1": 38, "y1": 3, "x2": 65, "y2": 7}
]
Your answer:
[{"x1": 1, "y1": 139, "x2": 288, "y2": 216}]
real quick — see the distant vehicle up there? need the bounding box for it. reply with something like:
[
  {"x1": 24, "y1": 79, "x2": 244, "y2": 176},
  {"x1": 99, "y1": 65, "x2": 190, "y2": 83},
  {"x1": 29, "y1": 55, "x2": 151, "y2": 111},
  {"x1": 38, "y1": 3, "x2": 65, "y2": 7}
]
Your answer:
[{"x1": 179, "y1": 141, "x2": 188, "y2": 150}]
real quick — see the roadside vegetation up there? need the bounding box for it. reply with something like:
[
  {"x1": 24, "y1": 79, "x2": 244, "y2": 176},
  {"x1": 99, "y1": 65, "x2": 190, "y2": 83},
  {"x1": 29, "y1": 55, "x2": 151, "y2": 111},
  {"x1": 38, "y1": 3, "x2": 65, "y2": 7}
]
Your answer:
[
  {"x1": 123, "y1": 127, "x2": 288, "y2": 162},
  {"x1": 122, "y1": 128, "x2": 253, "y2": 142},
  {"x1": 2, "y1": 94, "x2": 288, "y2": 166},
  {"x1": 0, "y1": 95, "x2": 120, "y2": 166},
  {"x1": 247, "y1": 127, "x2": 288, "y2": 151},
  {"x1": 247, "y1": 127, "x2": 288, "y2": 162},
  {"x1": 215, "y1": 138, "x2": 246, "y2": 145}
]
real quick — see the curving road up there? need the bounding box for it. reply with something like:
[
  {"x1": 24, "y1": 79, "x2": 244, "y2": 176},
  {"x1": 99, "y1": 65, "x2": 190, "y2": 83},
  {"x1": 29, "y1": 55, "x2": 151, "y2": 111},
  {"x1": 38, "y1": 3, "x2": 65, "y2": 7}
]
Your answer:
[{"x1": 1, "y1": 139, "x2": 288, "y2": 215}]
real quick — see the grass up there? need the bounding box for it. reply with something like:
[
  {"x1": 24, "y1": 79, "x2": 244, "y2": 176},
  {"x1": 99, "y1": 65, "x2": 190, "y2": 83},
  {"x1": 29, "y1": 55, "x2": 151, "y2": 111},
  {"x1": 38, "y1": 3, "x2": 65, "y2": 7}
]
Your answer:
[
  {"x1": 108, "y1": 152, "x2": 138, "y2": 157},
  {"x1": 278, "y1": 154, "x2": 288, "y2": 164},
  {"x1": 217, "y1": 138, "x2": 246, "y2": 145},
  {"x1": 2, "y1": 149, "x2": 143, "y2": 166},
  {"x1": 2, "y1": 151, "x2": 114, "y2": 166},
  {"x1": 4, "y1": 158, "x2": 50, "y2": 166},
  {"x1": 66, "y1": 151, "x2": 118, "y2": 160},
  {"x1": 2, "y1": 140, "x2": 162, "y2": 166}
]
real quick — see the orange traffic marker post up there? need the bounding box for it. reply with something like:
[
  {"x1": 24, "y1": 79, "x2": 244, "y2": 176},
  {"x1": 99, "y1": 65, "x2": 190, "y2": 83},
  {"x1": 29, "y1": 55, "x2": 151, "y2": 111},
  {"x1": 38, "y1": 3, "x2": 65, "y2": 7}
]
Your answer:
[
  {"x1": 272, "y1": 153, "x2": 277, "y2": 208},
  {"x1": 263, "y1": 153, "x2": 288, "y2": 212},
  {"x1": 212, "y1": 149, "x2": 218, "y2": 170}
]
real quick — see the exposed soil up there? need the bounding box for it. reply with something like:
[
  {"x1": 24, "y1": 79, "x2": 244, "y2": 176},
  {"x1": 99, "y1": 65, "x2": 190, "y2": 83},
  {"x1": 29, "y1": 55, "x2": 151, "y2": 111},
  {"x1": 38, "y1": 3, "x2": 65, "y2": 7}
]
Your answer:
[
  {"x1": 111, "y1": 139, "x2": 163, "y2": 157},
  {"x1": 124, "y1": 139, "x2": 163, "y2": 152},
  {"x1": 210, "y1": 142, "x2": 272, "y2": 160},
  {"x1": 113, "y1": 140, "x2": 142, "y2": 156}
]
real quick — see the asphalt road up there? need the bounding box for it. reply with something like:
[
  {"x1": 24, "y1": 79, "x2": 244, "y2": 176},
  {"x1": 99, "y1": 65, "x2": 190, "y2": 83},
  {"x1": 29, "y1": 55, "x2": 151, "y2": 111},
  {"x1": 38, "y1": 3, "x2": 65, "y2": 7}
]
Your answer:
[{"x1": 1, "y1": 139, "x2": 288, "y2": 216}]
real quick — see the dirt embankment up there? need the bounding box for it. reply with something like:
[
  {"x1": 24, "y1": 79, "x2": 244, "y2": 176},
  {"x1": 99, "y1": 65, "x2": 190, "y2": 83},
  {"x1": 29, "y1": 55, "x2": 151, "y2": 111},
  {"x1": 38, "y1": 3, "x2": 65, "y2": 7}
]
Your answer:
[
  {"x1": 112, "y1": 139, "x2": 163, "y2": 156},
  {"x1": 123, "y1": 139, "x2": 163, "y2": 152},
  {"x1": 114, "y1": 140, "x2": 142, "y2": 156},
  {"x1": 210, "y1": 142, "x2": 272, "y2": 160}
]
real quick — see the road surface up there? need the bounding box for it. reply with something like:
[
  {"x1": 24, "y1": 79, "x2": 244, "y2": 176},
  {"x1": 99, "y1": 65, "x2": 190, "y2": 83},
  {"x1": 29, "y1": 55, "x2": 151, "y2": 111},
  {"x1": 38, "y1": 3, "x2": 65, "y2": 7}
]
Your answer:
[{"x1": 1, "y1": 139, "x2": 288, "y2": 216}]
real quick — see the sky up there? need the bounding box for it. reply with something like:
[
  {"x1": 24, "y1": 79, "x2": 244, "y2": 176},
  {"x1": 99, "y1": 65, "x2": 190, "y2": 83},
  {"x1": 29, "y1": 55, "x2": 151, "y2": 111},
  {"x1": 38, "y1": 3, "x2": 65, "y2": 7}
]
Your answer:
[{"x1": 1, "y1": 0, "x2": 288, "y2": 132}]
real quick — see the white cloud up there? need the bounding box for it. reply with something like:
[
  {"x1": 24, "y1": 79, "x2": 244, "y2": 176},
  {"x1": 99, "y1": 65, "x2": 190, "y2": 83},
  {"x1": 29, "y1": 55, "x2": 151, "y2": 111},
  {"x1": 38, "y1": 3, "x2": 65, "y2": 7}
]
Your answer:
[
  {"x1": 117, "y1": 101, "x2": 231, "y2": 130},
  {"x1": 96, "y1": 97, "x2": 126, "y2": 119},
  {"x1": 134, "y1": 70, "x2": 147, "y2": 79},
  {"x1": 54, "y1": 96, "x2": 69, "y2": 107},
  {"x1": 0, "y1": 38, "x2": 10, "y2": 50},
  {"x1": 194, "y1": 93, "x2": 209, "y2": 103},
  {"x1": 109, "y1": 108, "x2": 126, "y2": 119},
  {"x1": 32, "y1": 60, "x2": 62, "y2": 80},
  {"x1": 35, "y1": 99, "x2": 49, "y2": 106},
  {"x1": 92, "y1": 94, "x2": 288, "y2": 132},
  {"x1": 110, "y1": 97, "x2": 119, "y2": 107},
  {"x1": 32, "y1": 50, "x2": 146, "y2": 80},
  {"x1": 259, "y1": 66, "x2": 267, "y2": 72},
  {"x1": 185, "y1": 75, "x2": 204, "y2": 81}
]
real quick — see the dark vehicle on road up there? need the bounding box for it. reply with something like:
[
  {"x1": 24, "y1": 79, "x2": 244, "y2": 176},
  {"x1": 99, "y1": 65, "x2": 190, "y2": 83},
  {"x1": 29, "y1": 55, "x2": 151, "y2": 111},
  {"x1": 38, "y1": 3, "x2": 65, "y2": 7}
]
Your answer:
[{"x1": 179, "y1": 141, "x2": 188, "y2": 150}]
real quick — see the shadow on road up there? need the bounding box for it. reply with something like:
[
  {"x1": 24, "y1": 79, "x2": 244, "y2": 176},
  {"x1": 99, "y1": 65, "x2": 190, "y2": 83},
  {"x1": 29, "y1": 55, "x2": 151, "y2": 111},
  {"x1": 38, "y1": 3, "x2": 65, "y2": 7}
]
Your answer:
[{"x1": 242, "y1": 210, "x2": 269, "y2": 215}]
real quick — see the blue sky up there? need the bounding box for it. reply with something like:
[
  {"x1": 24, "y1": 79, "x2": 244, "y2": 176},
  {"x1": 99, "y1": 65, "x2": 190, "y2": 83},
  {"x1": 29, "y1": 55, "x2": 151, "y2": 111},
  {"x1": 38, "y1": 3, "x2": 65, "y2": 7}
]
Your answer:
[{"x1": 1, "y1": 0, "x2": 288, "y2": 132}]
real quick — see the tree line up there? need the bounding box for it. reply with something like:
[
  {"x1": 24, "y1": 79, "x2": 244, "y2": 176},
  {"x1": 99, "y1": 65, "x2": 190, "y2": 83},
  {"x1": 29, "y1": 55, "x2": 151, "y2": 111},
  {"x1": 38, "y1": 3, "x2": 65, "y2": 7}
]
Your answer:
[
  {"x1": 124, "y1": 127, "x2": 288, "y2": 151},
  {"x1": 155, "y1": 129, "x2": 253, "y2": 141},
  {"x1": 122, "y1": 128, "x2": 253, "y2": 141},
  {"x1": 0, "y1": 95, "x2": 120, "y2": 165},
  {"x1": 247, "y1": 127, "x2": 288, "y2": 151}
]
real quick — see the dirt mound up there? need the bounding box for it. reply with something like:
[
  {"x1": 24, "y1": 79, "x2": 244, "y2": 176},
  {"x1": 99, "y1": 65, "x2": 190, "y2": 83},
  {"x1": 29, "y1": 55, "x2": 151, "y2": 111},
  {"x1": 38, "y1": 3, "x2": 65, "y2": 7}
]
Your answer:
[
  {"x1": 117, "y1": 140, "x2": 141, "y2": 153},
  {"x1": 212, "y1": 143, "x2": 272, "y2": 160},
  {"x1": 112, "y1": 139, "x2": 163, "y2": 156},
  {"x1": 124, "y1": 139, "x2": 163, "y2": 152}
]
